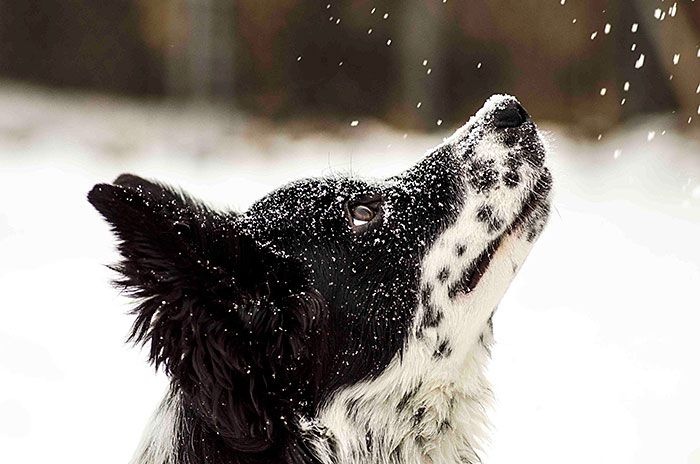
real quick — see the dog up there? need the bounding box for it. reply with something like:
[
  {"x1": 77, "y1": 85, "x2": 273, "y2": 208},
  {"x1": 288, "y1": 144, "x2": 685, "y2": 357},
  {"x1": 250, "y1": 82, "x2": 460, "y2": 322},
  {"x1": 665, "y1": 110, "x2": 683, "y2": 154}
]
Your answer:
[{"x1": 88, "y1": 94, "x2": 552, "y2": 464}]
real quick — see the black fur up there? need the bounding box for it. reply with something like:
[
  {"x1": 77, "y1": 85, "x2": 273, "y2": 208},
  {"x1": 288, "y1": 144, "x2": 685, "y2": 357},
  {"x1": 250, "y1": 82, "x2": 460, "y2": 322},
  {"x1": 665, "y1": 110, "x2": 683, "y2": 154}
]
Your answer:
[
  {"x1": 465, "y1": 158, "x2": 498, "y2": 193},
  {"x1": 89, "y1": 175, "x2": 328, "y2": 463},
  {"x1": 437, "y1": 267, "x2": 450, "y2": 283},
  {"x1": 476, "y1": 205, "x2": 503, "y2": 233},
  {"x1": 396, "y1": 382, "x2": 422, "y2": 412},
  {"x1": 432, "y1": 339, "x2": 452, "y2": 359}
]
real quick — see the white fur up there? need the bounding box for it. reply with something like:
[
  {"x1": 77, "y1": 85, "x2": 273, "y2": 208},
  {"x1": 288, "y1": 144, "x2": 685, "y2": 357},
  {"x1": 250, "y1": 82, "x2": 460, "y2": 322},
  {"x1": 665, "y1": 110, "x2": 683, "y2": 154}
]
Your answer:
[{"x1": 131, "y1": 391, "x2": 181, "y2": 464}]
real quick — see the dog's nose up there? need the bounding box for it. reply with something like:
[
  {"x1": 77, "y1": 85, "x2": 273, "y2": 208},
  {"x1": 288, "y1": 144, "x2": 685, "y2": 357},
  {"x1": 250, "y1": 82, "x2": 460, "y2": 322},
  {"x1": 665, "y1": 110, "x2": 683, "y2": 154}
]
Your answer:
[{"x1": 493, "y1": 101, "x2": 529, "y2": 128}]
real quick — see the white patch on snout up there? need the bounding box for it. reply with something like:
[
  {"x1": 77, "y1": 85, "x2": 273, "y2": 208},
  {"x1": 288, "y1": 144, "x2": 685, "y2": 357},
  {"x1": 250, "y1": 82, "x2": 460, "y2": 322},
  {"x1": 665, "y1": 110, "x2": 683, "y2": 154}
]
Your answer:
[
  {"x1": 473, "y1": 134, "x2": 539, "y2": 222},
  {"x1": 313, "y1": 95, "x2": 550, "y2": 464}
]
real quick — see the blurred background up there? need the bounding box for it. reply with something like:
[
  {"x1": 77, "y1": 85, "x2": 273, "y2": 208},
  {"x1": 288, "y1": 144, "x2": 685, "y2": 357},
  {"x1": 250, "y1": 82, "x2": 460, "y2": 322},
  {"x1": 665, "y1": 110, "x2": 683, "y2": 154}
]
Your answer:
[
  {"x1": 0, "y1": 1, "x2": 699, "y2": 464},
  {"x1": 0, "y1": 0, "x2": 698, "y2": 131}
]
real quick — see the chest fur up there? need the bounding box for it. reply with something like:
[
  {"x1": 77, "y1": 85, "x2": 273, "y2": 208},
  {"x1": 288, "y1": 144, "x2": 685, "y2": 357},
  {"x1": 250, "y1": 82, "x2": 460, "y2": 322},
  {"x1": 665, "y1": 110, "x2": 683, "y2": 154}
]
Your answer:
[{"x1": 310, "y1": 327, "x2": 494, "y2": 464}]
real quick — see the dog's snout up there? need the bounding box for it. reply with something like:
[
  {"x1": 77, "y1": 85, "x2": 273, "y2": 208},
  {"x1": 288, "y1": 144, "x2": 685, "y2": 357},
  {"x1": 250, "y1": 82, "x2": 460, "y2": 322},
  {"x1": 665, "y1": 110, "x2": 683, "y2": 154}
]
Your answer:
[{"x1": 493, "y1": 101, "x2": 529, "y2": 128}]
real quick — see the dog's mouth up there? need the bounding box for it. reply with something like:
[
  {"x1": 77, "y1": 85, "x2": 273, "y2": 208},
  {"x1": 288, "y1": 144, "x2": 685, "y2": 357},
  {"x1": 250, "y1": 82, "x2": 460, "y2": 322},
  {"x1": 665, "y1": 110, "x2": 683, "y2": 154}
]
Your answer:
[
  {"x1": 448, "y1": 237, "x2": 502, "y2": 297},
  {"x1": 449, "y1": 168, "x2": 552, "y2": 298}
]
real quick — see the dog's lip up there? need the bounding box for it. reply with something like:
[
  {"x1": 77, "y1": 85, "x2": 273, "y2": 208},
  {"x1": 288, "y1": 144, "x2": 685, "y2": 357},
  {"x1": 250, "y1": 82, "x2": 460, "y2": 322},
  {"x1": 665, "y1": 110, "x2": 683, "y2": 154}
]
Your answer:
[
  {"x1": 449, "y1": 237, "x2": 502, "y2": 297},
  {"x1": 450, "y1": 168, "x2": 552, "y2": 297}
]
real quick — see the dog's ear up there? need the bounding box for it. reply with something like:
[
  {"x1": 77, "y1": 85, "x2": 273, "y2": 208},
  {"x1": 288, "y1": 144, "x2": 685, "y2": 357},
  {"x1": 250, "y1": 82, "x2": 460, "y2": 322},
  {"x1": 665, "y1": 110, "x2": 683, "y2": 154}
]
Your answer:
[
  {"x1": 88, "y1": 174, "x2": 244, "y2": 300},
  {"x1": 88, "y1": 174, "x2": 326, "y2": 454}
]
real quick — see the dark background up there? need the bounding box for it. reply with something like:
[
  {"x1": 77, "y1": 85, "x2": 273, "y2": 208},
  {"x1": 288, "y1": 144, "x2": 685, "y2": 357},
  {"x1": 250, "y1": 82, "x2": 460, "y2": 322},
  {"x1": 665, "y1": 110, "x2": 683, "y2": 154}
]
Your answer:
[{"x1": 1, "y1": 0, "x2": 698, "y2": 134}]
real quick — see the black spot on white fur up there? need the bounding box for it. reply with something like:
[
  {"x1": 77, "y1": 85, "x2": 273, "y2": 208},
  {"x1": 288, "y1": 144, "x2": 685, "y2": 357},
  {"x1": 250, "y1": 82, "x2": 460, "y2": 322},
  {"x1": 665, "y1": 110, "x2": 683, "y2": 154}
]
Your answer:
[
  {"x1": 433, "y1": 338, "x2": 452, "y2": 359},
  {"x1": 465, "y1": 158, "x2": 499, "y2": 193},
  {"x1": 438, "y1": 420, "x2": 451, "y2": 433},
  {"x1": 502, "y1": 132, "x2": 518, "y2": 148},
  {"x1": 502, "y1": 149, "x2": 524, "y2": 188},
  {"x1": 448, "y1": 266, "x2": 475, "y2": 299},
  {"x1": 412, "y1": 406, "x2": 427, "y2": 427},
  {"x1": 346, "y1": 398, "x2": 361, "y2": 423},
  {"x1": 503, "y1": 170, "x2": 521, "y2": 188},
  {"x1": 421, "y1": 305, "x2": 443, "y2": 331},
  {"x1": 418, "y1": 284, "x2": 444, "y2": 333},
  {"x1": 396, "y1": 382, "x2": 422, "y2": 412},
  {"x1": 505, "y1": 151, "x2": 523, "y2": 170},
  {"x1": 365, "y1": 430, "x2": 373, "y2": 453},
  {"x1": 420, "y1": 284, "x2": 432, "y2": 306},
  {"x1": 476, "y1": 205, "x2": 503, "y2": 234}
]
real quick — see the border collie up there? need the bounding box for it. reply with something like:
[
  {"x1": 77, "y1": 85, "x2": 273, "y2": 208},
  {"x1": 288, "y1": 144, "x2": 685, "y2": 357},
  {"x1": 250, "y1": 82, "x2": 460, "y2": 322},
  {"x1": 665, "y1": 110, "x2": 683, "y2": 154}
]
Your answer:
[{"x1": 89, "y1": 94, "x2": 552, "y2": 464}]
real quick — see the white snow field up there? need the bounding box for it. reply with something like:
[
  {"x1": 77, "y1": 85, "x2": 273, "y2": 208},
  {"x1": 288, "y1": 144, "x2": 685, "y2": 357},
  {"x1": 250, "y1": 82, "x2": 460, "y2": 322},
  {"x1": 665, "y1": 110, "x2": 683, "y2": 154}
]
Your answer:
[{"x1": 1, "y1": 83, "x2": 699, "y2": 464}]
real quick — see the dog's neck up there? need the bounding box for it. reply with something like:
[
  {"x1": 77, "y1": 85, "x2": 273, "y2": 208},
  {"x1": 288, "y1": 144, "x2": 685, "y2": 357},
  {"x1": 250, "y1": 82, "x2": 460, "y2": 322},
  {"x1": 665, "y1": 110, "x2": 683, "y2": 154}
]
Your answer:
[
  {"x1": 132, "y1": 325, "x2": 494, "y2": 464},
  {"x1": 310, "y1": 323, "x2": 495, "y2": 464}
]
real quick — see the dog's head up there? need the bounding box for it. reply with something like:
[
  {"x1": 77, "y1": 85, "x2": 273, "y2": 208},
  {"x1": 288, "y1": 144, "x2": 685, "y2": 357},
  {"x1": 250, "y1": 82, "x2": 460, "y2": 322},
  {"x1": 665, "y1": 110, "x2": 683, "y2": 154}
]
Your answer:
[{"x1": 89, "y1": 95, "x2": 551, "y2": 459}]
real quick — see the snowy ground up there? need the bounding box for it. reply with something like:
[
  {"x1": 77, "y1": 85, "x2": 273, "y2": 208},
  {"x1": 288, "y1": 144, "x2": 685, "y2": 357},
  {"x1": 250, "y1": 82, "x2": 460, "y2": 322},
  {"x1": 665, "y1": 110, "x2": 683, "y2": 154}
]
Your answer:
[{"x1": 1, "y1": 82, "x2": 699, "y2": 464}]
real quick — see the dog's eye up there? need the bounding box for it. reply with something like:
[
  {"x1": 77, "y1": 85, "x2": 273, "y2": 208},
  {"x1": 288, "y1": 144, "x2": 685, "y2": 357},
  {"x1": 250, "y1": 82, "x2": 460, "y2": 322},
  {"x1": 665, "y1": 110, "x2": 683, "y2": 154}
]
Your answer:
[
  {"x1": 350, "y1": 204, "x2": 376, "y2": 226},
  {"x1": 346, "y1": 195, "x2": 383, "y2": 231}
]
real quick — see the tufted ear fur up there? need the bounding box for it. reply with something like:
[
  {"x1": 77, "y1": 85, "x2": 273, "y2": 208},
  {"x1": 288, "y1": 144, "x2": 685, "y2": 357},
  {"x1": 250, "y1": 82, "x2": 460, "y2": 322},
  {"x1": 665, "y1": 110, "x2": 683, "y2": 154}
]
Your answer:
[{"x1": 88, "y1": 174, "x2": 326, "y2": 456}]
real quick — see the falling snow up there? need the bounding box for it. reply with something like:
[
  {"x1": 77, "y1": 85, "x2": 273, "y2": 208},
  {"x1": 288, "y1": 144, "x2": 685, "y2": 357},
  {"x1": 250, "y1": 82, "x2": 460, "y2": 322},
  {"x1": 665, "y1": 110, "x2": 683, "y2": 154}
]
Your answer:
[
  {"x1": 635, "y1": 53, "x2": 645, "y2": 69},
  {"x1": 1, "y1": 84, "x2": 699, "y2": 464}
]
